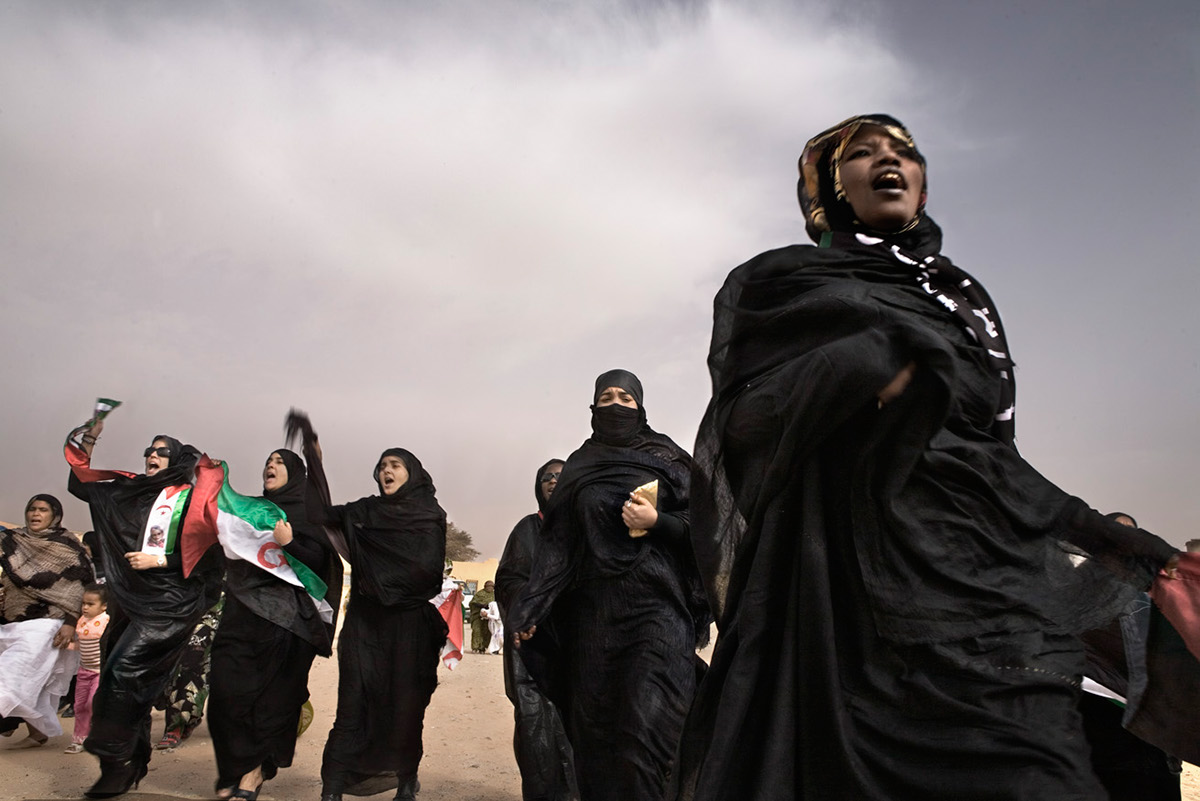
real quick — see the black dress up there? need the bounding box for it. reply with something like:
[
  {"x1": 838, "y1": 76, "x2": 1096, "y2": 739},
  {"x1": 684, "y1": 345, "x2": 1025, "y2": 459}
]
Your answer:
[
  {"x1": 67, "y1": 438, "x2": 221, "y2": 770},
  {"x1": 669, "y1": 223, "x2": 1178, "y2": 800},
  {"x1": 318, "y1": 448, "x2": 448, "y2": 798},
  {"x1": 509, "y1": 427, "x2": 708, "y2": 801},
  {"x1": 208, "y1": 449, "x2": 340, "y2": 791},
  {"x1": 496, "y1": 459, "x2": 578, "y2": 801}
]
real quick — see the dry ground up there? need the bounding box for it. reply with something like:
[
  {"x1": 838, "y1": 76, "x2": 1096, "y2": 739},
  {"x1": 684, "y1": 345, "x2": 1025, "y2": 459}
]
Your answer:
[{"x1": 2, "y1": 624, "x2": 1197, "y2": 800}]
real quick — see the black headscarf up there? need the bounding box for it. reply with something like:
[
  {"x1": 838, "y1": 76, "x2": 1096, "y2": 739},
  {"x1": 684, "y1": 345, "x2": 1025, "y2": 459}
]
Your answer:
[
  {"x1": 337, "y1": 448, "x2": 447, "y2": 609},
  {"x1": 108, "y1": 434, "x2": 200, "y2": 507},
  {"x1": 262, "y1": 448, "x2": 307, "y2": 513},
  {"x1": 534, "y1": 458, "x2": 565, "y2": 514},
  {"x1": 590, "y1": 367, "x2": 663, "y2": 450}
]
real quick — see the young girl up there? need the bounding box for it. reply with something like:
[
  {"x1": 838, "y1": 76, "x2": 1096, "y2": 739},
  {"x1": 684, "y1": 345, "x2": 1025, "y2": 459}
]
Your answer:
[{"x1": 65, "y1": 584, "x2": 108, "y2": 754}]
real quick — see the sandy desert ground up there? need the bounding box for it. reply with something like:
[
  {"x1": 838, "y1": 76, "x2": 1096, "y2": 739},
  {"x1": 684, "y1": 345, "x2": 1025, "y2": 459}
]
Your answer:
[{"x1": 2, "y1": 623, "x2": 1198, "y2": 800}]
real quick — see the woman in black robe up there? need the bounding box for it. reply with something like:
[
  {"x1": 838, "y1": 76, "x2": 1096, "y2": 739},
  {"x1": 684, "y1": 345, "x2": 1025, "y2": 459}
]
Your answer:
[
  {"x1": 66, "y1": 421, "x2": 221, "y2": 798},
  {"x1": 668, "y1": 114, "x2": 1181, "y2": 801},
  {"x1": 313, "y1": 441, "x2": 448, "y2": 801},
  {"x1": 509, "y1": 369, "x2": 709, "y2": 801},
  {"x1": 208, "y1": 448, "x2": 341, "y2": 800},
  {"x1": 496, "y1": 458, "x2": 579, "y2": 801}
]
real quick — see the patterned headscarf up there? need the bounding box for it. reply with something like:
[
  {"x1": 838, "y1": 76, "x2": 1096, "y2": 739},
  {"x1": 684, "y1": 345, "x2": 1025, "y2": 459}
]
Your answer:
[{"x1": 797, "y1": 114, "x2": 927, "y2": 242}]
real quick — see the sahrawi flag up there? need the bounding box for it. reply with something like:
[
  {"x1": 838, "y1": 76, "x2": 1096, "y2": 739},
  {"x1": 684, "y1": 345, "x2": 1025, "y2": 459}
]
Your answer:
[{"x1": 191, "y1": 456, "x2": 333, "y2": 623}]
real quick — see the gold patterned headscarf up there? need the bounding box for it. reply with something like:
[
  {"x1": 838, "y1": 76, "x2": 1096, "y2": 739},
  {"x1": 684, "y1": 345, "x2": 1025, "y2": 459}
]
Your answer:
[{"x1": 797, "y1": 114, "x2": 927, "y2": 241}]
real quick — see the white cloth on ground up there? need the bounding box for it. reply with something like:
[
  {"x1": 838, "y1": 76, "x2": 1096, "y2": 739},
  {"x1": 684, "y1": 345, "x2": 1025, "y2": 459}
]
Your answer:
[{"x1": 0, "y1": 618, "x2": 80, "y2": 736}]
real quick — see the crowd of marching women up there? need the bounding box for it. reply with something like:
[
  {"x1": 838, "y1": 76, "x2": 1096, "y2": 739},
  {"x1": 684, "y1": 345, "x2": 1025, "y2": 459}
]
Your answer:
[{"x1": 3, "y1": 115, "x2": 1199, "y2": 801}]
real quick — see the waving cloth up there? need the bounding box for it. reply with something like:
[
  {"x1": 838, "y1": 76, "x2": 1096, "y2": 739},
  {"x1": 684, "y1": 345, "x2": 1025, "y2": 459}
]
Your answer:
[
  {"x1": 1, "y1": 509, "x2": 92, "y2": 626},
  {"x1": 669, "y1": 115, "x2": 1177, "y2": 801}
]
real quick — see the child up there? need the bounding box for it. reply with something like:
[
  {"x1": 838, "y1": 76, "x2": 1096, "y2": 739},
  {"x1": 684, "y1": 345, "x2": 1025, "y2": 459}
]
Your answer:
[{"x1": 64, "y1": 583, "x2": 108, "y2": 754}]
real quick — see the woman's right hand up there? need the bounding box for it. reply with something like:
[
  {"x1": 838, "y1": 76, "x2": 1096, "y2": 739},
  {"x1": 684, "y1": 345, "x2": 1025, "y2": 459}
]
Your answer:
[
  {"x1": 81, "y1": 418, "x2": 104, "y2": 455},
  {"x1": 512, "y1": 625, "x2": 537, "y2": 649},
  {"x1": 125, "y1": 551, "x2": 165, "y2": 570}
]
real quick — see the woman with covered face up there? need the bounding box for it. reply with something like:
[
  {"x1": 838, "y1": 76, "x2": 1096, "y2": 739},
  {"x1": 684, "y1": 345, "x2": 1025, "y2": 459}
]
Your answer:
[
  {"x1": 208, "y1": 448, "x2": 341, "y2": 800},
  {"x1": 508, "y1": 369, "x2": 709, "y2": 801},
  {"x1": 66, "y1": 419, "x2": 221, "y2": 798},
  {"x1": 299, "y1": 429, "x2": 447, "y2": 801},
  {"x1": 669, "y1": 115, "x2": 1181, "y2": 800},
  {"x1": 0, "y1": 494, "x2": 94, "y2": 746}
]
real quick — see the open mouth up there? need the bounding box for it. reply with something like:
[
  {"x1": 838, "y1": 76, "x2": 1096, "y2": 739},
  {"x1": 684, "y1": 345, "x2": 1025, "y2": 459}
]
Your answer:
[{"x1": 872, "y1": 170, "x2": 907, "y2": 191}]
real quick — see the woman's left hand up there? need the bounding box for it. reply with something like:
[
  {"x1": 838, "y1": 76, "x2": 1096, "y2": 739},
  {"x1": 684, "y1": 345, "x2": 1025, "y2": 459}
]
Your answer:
[
  {"x1": 622, "y1": 493, "x2": 658, "y2": 530},
  {"x1": 51, "y1": 623, "x2": 74, "y2": 650},
  {"x1": 124, "y1": 551, "x2": 165, "y2": 570},
  {"x1": 1164, "y1": 553, "x2": 1182, "y2": 579}
]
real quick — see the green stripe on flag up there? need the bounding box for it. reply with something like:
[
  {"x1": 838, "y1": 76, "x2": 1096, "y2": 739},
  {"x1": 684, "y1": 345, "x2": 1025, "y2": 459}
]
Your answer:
[
  {"x1": 284, "y1": 554, "x2": 329, "y2": 601},
  {"x1": 164, "y1": 487, "x2": 190, "y2": 554}
]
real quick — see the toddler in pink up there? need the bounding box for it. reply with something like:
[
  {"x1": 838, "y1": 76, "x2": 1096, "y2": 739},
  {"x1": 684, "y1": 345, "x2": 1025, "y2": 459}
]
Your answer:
[{"x1": 64, "y1": 584, "x2": 108, "y2": 753}]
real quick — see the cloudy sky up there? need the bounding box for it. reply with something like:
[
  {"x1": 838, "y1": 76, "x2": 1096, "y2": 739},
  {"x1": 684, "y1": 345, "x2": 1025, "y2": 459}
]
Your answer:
[{"x1": 2, "y1": 0, "x2": 1197, "y2": 556}]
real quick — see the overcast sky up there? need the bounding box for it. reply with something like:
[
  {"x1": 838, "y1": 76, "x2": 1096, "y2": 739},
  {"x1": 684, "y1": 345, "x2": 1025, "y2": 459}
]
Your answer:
[{"x1": 2, "y1": 0, "x2": 1197, "y2": 556}]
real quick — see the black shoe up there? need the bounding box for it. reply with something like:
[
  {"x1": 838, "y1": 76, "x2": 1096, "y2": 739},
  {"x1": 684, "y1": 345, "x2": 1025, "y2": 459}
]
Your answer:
[
  {"x1": 85, "y1": 759, "x2": 147, "y2": 798},
  {"x1": 393, "y1": 775, "x2": 420, "y2": 800},
  {"x1": 320, "y1": 794, "x2": 343, "y2": 801}
]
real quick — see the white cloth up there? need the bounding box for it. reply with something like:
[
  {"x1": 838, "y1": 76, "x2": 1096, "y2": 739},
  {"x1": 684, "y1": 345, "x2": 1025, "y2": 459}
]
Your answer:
[
  {"x1": 486, "y1": 600, "x2": 504, "y2": 654},
  {"x1": 0, "y1": 618, "x2": 79, "y2": 736}
]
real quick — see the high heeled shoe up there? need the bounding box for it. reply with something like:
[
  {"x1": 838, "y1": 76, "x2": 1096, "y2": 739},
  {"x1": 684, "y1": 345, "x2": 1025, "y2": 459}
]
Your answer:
[{"x1": 85, "y1": 758, "x2": 147, "y2": 798}]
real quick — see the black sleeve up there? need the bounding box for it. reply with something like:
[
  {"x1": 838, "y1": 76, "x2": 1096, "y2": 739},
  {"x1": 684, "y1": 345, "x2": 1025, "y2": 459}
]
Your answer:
[
  {"x1": 68, "y1": 471, "x2": 97, "y2": 503},
  {"x1": 1059, "y1": 497, "x2": 1178, "y2": 589},
  {"x1": 650, "y1": 510, "x2": 689, "y2": 542},
  {"x1": 283, "y1": 525, "x2": 332, "y2": 572}
]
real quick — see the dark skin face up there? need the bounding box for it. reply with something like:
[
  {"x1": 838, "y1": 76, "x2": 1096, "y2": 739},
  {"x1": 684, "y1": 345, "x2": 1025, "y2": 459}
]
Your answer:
[{"x1": 838, "y1": 125, "x2": 925, "y2": 232}]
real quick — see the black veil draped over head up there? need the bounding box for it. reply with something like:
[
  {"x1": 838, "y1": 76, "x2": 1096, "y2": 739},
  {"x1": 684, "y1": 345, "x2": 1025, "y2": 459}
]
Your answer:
[
  {"x1": 508, "y1": 370, "x2": 707, "y2": 653},
  {"x1": 318, "y1": 445, "x2": 449, "y2": 798},
  {"x1": 495, "y1": 457, "x2": 565, "y2": 616},
  {"x1": 337, "y1": 448, "x2": 447, "y2": 609},
  {"x1": 670, "y1": 115, "x2": 1177, "y2": 800}
]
